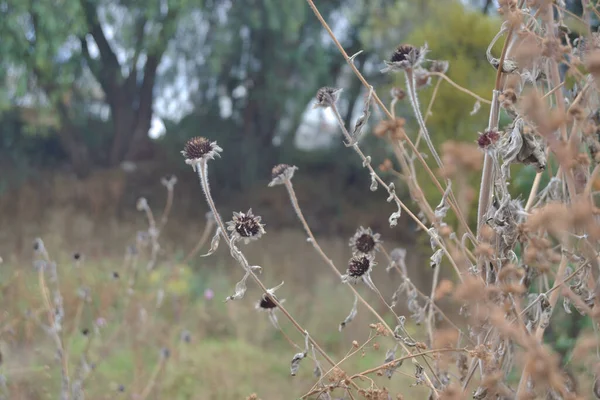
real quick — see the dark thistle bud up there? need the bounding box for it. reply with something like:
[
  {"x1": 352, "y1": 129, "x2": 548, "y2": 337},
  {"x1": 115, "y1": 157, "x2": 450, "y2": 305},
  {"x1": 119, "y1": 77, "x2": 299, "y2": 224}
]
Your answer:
[
  {"x1": 268, "y1": 164, "x2": 298, "y2": 187},
  {"x1": 111, "y1": 271, "x2": 120, "y2": 280},
  {"x1": 477, "y1": 129, "x2": 500, "y2": 149},
  {"x1": 181, "y1": 136, "x2": 223, "y2": 166},
  {"x1": 382, "y1": 43, "x2": 428, "y2": 72},
  {"x1": 347, "y1": 255, "x2": 372, "y2": 278},
  {"x1": 342, "y1": 254, "x2": 377, "y2": 290},
  {"x1": 81, "y1": 328, "x2": 89, "y2": 336},
  {"x1": 226, "y1": 209, "x2": 266, "y2": 244},
  {"x1": 73, "y1": 252, "x2": 81, "y2": 261},
  {"x1": 349, "y1": 226, "x2": 382, "y2": 255},
  {"x1": 258, "y1": 294, "x2": 278, "y2": 310},
  {"x1": 314, "y1": 87, "x2": 343, "y2": 108},
  {"x1": 255, "y1": 282, "x2": 285, "y2": 328}
]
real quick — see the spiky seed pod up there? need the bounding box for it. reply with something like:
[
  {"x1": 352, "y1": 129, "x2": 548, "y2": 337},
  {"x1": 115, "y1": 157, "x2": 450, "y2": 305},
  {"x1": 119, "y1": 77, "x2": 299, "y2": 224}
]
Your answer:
[
  {"x1": 314, "y1": 87, "x2": 343, "y2": 108},
  {"x1": 226, "y1": 209, "x2": 266, "y2": 244},
  {"x1": 382, "y1": 43, "x2": 428, "y2": 72},
  {"x1": 181, "y1": 136, "x2": 223, "y2": 165},
  {"x1": 268, "y1": 164, "x2": 298, "y2": 187},
  {"x1": 342, "y1": 254, "x2": 377, "y2": 290},
  {"x1": 349, "y1": 226, "x2": 382, "y2": 255}
]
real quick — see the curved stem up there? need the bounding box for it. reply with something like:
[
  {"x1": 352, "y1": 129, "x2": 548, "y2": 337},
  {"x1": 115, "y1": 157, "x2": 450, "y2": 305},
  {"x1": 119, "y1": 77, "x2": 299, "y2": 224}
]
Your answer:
[
  {"x1": 405, "y1": 69, "x2": 444, "y2": 170},
  {"x1": 195, "y1": 160, "x2": 338, "y2": 369},
  {"x1": 283, "y1": 180, "x2": 441, "y2": 398}
]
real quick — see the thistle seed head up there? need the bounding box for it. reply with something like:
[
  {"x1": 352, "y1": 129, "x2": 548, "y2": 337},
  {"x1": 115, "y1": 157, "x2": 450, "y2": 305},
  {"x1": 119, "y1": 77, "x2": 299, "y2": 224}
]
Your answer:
[
  {"x1": 349, "y1": 226, "x2": 382, "y2": 255},
  {"x1": 181, "y1": 137, "x2": 223, "y2": 165},
  {"x1": 383, "y1": 43, "x2": 428, "y2": 72},
  {"x1": 226, "y1": 209, "x2": 266, "y2": 244},
  {"x1": 268, "y1": 164, "x2": 298, "y2": 187},
  {"x1": 342, "y1": 254, "x2": 377, "y2": 287},
  {"x1": 477, "y1": 129, "x2": 500, "y2": 149},
  {"x1": 314, "y1": 87, "x2": 343, "y2": 108},
  {"x1": 348, "y1": 255, "x2": 373, "y2": 277}
]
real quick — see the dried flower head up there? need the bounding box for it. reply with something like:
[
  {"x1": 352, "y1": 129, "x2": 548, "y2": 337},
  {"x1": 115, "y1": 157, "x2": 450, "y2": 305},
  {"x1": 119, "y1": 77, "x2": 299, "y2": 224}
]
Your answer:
[
  {"x1": 349, "y1": 226, "x2": 382, "y2": 255},
  {"x1": 181, "y1": 136, "x2": 223, "y2": 166},
  {"x1": 314, "y1": 87, "x2": 343, "y2": 108},
  {"x1": 413, "y1": 68, "x2": 431, "y2": 89},
  {"x1": 342, "y1": 254, "x2": 377, "y2": 290},
  {"x1": 477, "y1": 129, "x2": 500, "y2": 149},
  {"x1": 382, "y1": 43, "x2": 428, "y2": 72},
  {"x1": 268, "y1": 164, "x2": 298, "y2": 187},
  {"x1": 226, "y1": 209, "x2": 265, "y2": 244},
  {"x1": 390, "y1": 87, "x2": 406, "y2": 101},
  {"x1": 429, "y1": 60, "x2": 449, "y2": 74}
]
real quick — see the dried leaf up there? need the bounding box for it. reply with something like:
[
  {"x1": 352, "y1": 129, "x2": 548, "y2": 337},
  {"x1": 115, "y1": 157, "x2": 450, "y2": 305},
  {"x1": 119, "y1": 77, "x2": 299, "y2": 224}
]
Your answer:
[
  {"x1": 434, "y1": 182, "x2": 452, "y2": 223},
  {"x1": 430, "y1": 249, "x2": 443, "y2": 269},
  {"x1": 470, "y1": 100, "x2": 481, "y2": 116},
  {"x1": 201, "y1": 227, "x2": 222, "y2": 257},
  {"x1": 225, "y1": 271, "x2": 250, "y2": 302},
  {"x1": 339, "y1": 295, "x2": 358, "y2": 331}
]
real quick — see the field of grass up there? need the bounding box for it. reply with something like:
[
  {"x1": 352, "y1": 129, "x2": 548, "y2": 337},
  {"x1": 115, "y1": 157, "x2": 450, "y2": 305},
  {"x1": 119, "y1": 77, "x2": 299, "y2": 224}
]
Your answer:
[{"x1": 0, "y1": 226, "x2": 440, "y2": 399}]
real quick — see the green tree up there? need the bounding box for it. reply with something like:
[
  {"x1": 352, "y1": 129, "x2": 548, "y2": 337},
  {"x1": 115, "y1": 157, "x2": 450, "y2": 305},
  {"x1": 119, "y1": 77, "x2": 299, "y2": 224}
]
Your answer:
[{"x1": 0, "y1": 0, "x2": 193, "y2": 177}]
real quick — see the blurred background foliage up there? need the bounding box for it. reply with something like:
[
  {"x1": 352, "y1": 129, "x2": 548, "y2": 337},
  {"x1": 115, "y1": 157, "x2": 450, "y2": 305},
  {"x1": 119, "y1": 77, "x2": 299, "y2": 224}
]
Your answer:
[
  {"x1": 0, "y1": 0, "x2": 596, "y2": 398},
  {"x1": 0, "y1": 0, "x2": 504, "y2": 188}
]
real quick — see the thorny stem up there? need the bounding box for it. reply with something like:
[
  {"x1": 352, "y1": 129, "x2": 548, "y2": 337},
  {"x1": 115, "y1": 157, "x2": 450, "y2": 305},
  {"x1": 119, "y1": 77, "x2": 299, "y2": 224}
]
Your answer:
[
  {"x1": 195, "y1": 159, "x2": 338, "y2": 369},
  {"x1": 304, "y1": 0, "x2": 475, "y2": 243},
  {"x1": 283, "y1": 179, "x2": 441, "y2": 398}
]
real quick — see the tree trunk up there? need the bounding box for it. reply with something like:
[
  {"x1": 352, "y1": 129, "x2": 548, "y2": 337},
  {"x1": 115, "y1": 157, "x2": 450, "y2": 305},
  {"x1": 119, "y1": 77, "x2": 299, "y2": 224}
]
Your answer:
[{"x1": 55, "y1": 102, "x2": 93, "y2": 178}]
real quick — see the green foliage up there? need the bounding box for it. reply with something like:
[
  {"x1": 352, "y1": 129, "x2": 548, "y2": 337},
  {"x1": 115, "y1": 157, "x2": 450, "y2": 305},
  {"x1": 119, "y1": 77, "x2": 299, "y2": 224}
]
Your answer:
[{"x1": 361, "y1": 0, "x2": 502, "y2": 223}]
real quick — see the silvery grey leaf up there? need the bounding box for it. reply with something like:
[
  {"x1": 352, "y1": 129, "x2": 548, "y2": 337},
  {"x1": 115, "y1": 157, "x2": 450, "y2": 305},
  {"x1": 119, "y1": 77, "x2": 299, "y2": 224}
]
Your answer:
[
  {"x1": 201, "y1": 227, "x2": 222, "y2": 257},
  {"x1": 225, "y1": 271, "x2": 250, "y2": 301},
  {"x1": 339, "y1": 295, "x2": 358, "y2": 331},
  {"x1": 370, "y1": 173, "x2": 378, "y2": 191},
  {"x1": 434, "y1": 182, "x2": 452, "y2": 223},
  {"x1": 470, "y1": 100, "x2": 481, "y2": 116},
  {"x1": 389, "y1": 211, "x2": 401, "y2": 227},
  {"x1": 563, "y1": 297, "x2": 572, "y2": 314},
  {"x1": 430, "y1": 249, "x2": 443, "y2": 269}
]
